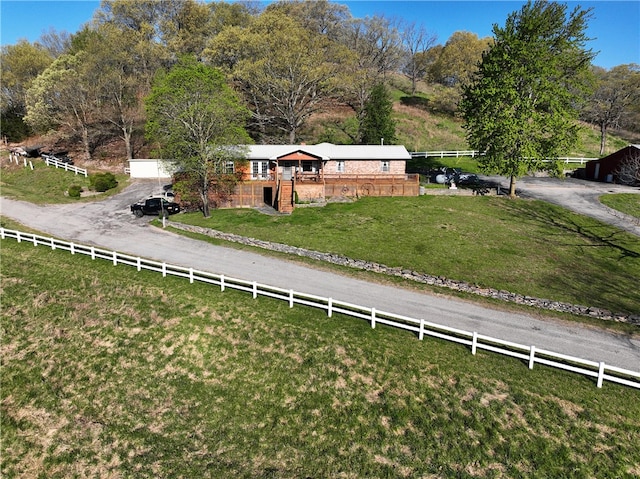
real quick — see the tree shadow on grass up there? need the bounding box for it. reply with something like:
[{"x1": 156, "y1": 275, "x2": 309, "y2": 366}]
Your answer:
[{"x1": 502, "y1": 200, "x2": 640, "y2": 315}]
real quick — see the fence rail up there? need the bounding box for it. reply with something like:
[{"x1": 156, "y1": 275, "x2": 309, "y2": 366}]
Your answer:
[
  {"x1": 410, "y1": 151, "x2": 597, "y2": 164},
  {"x1": 42, "y1": 154, "x2": 88, "y2": 177},
  {"x1": 2, "y1": 227, "x2": 638, "y2": 390}
]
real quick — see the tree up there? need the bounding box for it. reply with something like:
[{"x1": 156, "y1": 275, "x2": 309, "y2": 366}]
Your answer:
[
  {"x1": 615, "y1": 149, "x2": 640, "y2": 186},
  {"x1": 359, "y1": 83, "x2": 396, "y2": 145},
  {"x1": 145, "y1": 56, "x2": 251, "y2": 217},
  {"x1": 81, "y1": 24, "x2": 157, "y2": 159},
  {"x1": 0, "y1": 40, "x2": 53, "y2": 140},
  {"x1": 581, "y1": 64, "x2": 640, "y2": 155},
  {"x1": 400, "y1": 21, "x2": 437, "y2": 95},
  {"x1": 206, "y1": 11, "x2": 350, "y2": 143},
  {"x1": 24, "y1": 52, "x2": 99, "y2": 160},
  {"x1": 460, "y1": 0, "x2": 595, "y2": 197},
  {"x1": 429, "y1": 31, "x2": 492, "y2": 87}
]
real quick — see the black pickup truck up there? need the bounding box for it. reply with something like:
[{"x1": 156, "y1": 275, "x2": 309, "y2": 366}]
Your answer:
[{"x1": 131, "y1": 197, "x2": 180, "y2": 217}]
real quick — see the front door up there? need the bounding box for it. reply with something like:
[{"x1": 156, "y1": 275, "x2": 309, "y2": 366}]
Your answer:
[{"x1": 282, "y1": 163, "x2": 293, "y2": 180}]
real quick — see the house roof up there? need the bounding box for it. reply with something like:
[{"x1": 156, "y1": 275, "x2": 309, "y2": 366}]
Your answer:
[
  {"x1": 246, "y1": 143, "x2": 411, "y2": 161},
  {"x1": 587, "y1": 144, "x2": 640, "y2": 165}
]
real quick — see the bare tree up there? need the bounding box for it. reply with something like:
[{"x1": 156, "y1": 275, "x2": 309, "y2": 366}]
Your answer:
[
  {"x1": 399, "y1": 21, "x2": 437, "y2": 95},
  {"x1": 615, "y1": 148, "x2": 640, "y2": 186}
]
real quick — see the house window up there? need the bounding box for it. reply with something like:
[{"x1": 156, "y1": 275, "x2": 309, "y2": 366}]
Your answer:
[
  {"x1": 336, "y1": 160, "x2": 345, "y2": 173},
  {"x1": 302, "y1": 160, "x2": 314, "y2": 172},
  {"x1": 252, "y1": 161, "x2": 269, "y2": 179},
  {"x1": 224, "y1": 161, "x2": 235, "y2": 174},
  {"x1": 381, "y1": 160, "x2": 390, "y2": 172}
]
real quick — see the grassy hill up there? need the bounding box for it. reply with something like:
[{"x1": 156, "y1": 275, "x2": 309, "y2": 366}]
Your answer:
[
  {"x1": 2, "y1": 231, "x2": 639, "y2": 478},
  {"x1": 305, "y1": 77, "x2": 634, "y2": 159}
]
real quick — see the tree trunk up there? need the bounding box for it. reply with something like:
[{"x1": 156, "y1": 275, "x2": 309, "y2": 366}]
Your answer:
[
  {"x1": 599, "y1": 122, "x2": 607, "y2": 156},
  {"x1": 200, "y1": 188, "x2": 210, "y2": 218},
  {"x1": 288, "y1": 128, "x2": 296, "y2": 144},
  {"x1": 509, "y1": 175, "x2": 517, "y2": 198},
  {"x1": 81, "y1": 126, "x2": 92, "y2": 161}
]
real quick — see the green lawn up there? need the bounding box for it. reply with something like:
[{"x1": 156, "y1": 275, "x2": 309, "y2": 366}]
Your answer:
[
  {"x1": 175, "y1": 195, "x2": 640, "y2": 316},
  {"x1": 0, "y1": 158, "x2": 129, "y2": 204},
  {"x1": 600, "y1": 193, "x2": 640, "y2": 219},
  {"x1": 2, "y1": 236, "x2": 639, "y2": 478}
]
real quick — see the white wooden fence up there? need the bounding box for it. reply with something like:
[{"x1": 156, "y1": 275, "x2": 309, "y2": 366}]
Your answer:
[
  {"x1": 42, "y1": 154, "x2": 88, "y2": 177},
  {"x1": 410, "y1": 150, "x2": 596, "y2": 164},
  {"x1": 2, "y1": 227, "x2": 638, "y2": 390},
  {"x1": 8, "y1": 151, "x2": 88, "y2": 177}
]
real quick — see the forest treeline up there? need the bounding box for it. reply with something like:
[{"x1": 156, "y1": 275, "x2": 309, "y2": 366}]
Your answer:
[{"x1": 1, "y1": 0, "x2": 639, "y2": 161}]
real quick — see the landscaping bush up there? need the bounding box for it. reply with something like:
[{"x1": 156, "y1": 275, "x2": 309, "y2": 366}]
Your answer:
[
  {"x1": 68, "y1": 185, "x2": 82, "y2": 198},
  {"x1": 90, "y1": 172, "x2": 118, "y2": 192}
]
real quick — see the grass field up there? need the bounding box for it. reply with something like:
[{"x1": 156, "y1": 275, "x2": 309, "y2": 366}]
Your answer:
[
  {"x1": 174, "y1": 195, "x2": 640, "y2": 317},
  {"x1": 600, "y1": 193, "x2": 640, "y2": 219},
  {"x1": 2, "y1": 234, "x2": 639, "y2": 478},
  {"x1": 0, "y1": 159, "x2": 128, "y2": 204}
]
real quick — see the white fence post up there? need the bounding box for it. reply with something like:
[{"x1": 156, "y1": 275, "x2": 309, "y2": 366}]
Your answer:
[
  {"x1": 112, "y1": 251, "x2": 117, "y2": 266},
  {"x1": 90, "y1": 246, "x2": 95, "y2": 259},
  {"x1": 70, "y1": 243, "x2": 75, "y2": 254},
  {"x1": 50, "y1": 237, "x2": 55, "y2": 250},
  {"x1": 419, "y1": 319, "x2": 425, "y2": 341},
  {"x1": 327, "y1": 298, "x2": 333, "y2": 317},
  {"x1": 253, "y1": 281, "x2": 257, "y2": 299},
  {"x1": 137, "y1": 257, "x2": 142, "y2": 272},
  {"x1": 371, "y1": 307, "x2": 376, "y2": 329},
  {"x1": 220, "y1": 275, "x2": 225, "y2": 291},
  {"x1": 472, "y1": 332, "x2": 478, "y2": 355},
  {"x1": 529, "y1": 346, "x2": 536, "y2": 369},
  {"x1": 32, "y1": 234, "x2": 37, "y2": 246},
  {"x1": 597, "y1": 362, "x2": 605, "y2": 388},
  {"x1": 162, "y1": 262, "x2": 166, "y2": 277},
  {"x1": 16, "y1": 231, "x2": 21, "y2": 243},
  {"x1": 289, "y1": 289, "x2": 294, "y2": 308},
  {"x1": 189, "y1": 268, "x2": 194, "y2": 283}
]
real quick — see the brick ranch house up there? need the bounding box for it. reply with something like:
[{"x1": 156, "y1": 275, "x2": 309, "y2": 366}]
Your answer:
[{"x1": 131, "y1": 143, "x2": 419, "y2": 213}]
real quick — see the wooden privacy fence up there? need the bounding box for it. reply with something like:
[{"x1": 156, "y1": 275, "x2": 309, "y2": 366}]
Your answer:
[{"x1": 2, "y1": 227, "x2": 638, "y2": 390}]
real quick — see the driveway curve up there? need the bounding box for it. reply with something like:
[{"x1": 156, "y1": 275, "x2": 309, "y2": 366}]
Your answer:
[
  {"x1": 485, "y1": 175, "x2": 640, "y2": 236},
  {"x1": 1, "y1": 180, "x2": 639, "y2": 373}
]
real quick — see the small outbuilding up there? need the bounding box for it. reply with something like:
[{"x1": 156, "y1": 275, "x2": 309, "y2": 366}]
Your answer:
[
  {"x1": 127, "y1": 159, "x2": 177, "y2": 179},
  {"x1": 585, "y1": 145, "x2": 640, "y2": 183}
]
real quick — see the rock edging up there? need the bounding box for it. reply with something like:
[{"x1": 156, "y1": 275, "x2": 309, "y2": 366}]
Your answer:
[{"x1": 167, "y1": 221, "x2": 639, "y2": 326}]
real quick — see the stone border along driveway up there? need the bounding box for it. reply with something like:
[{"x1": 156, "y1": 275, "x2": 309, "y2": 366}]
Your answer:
[{"x1": 166, "y1": 221, "x2": 639, "y2": 326}]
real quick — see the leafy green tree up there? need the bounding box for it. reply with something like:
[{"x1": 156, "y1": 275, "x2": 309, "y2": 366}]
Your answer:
[
  {"x1": 460, "y1": 0, "x2": 595, "y2": 197},
  {"x1": 359, "y1": 83, "x2": 396, "y2": 145},
  {"x1": 145, "y1": 56, "x2": 251, "y2": 217},
  {"x1": 0, "y1": 40, "x2": 53, "y2": 140},
  {"x1": 24, "y1": 52, "x2": 99, "y2": 160},
  {"x1": 581, "y1": 64, "x2": 640, "y2": 155},
  {"x1": 430, "y1": 31, "x2": 491, "y2": 87},
  {"x1": 206, "y1": 11, "x2": 350, "y2": 143}
]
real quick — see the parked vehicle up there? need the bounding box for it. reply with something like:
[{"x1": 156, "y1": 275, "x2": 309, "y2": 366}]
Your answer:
[
  {"x1": 430, "y1": 167, "x2": 479, "y2": 186},
  {"x1": 131, "y1": 197, "x2": 180, "y2": 217},
  {"x1": 41, "y1": 151, "x2": 74, "y2": 165}
]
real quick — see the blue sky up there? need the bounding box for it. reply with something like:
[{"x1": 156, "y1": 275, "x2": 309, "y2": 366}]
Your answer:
[{"x1": 1, "y1": 0, "x2": 638, "y2": 69}]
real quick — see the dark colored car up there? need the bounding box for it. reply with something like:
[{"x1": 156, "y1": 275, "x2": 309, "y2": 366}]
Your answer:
[{"x1": 131, "y1": 197, "x2": 180, "y2": 217}]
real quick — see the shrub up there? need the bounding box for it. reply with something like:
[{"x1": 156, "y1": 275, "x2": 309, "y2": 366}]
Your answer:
[
  {"x1": 90, "y1": 172, "x2": 118, "y2": 192},
  {"x1": 68, "y1": 185, "x2": 82, "y2": 198}
]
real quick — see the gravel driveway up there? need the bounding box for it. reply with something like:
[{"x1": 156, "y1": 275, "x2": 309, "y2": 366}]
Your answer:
[{"x1": 1, "y1": 179, "x2": 639, "y2": 373}]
